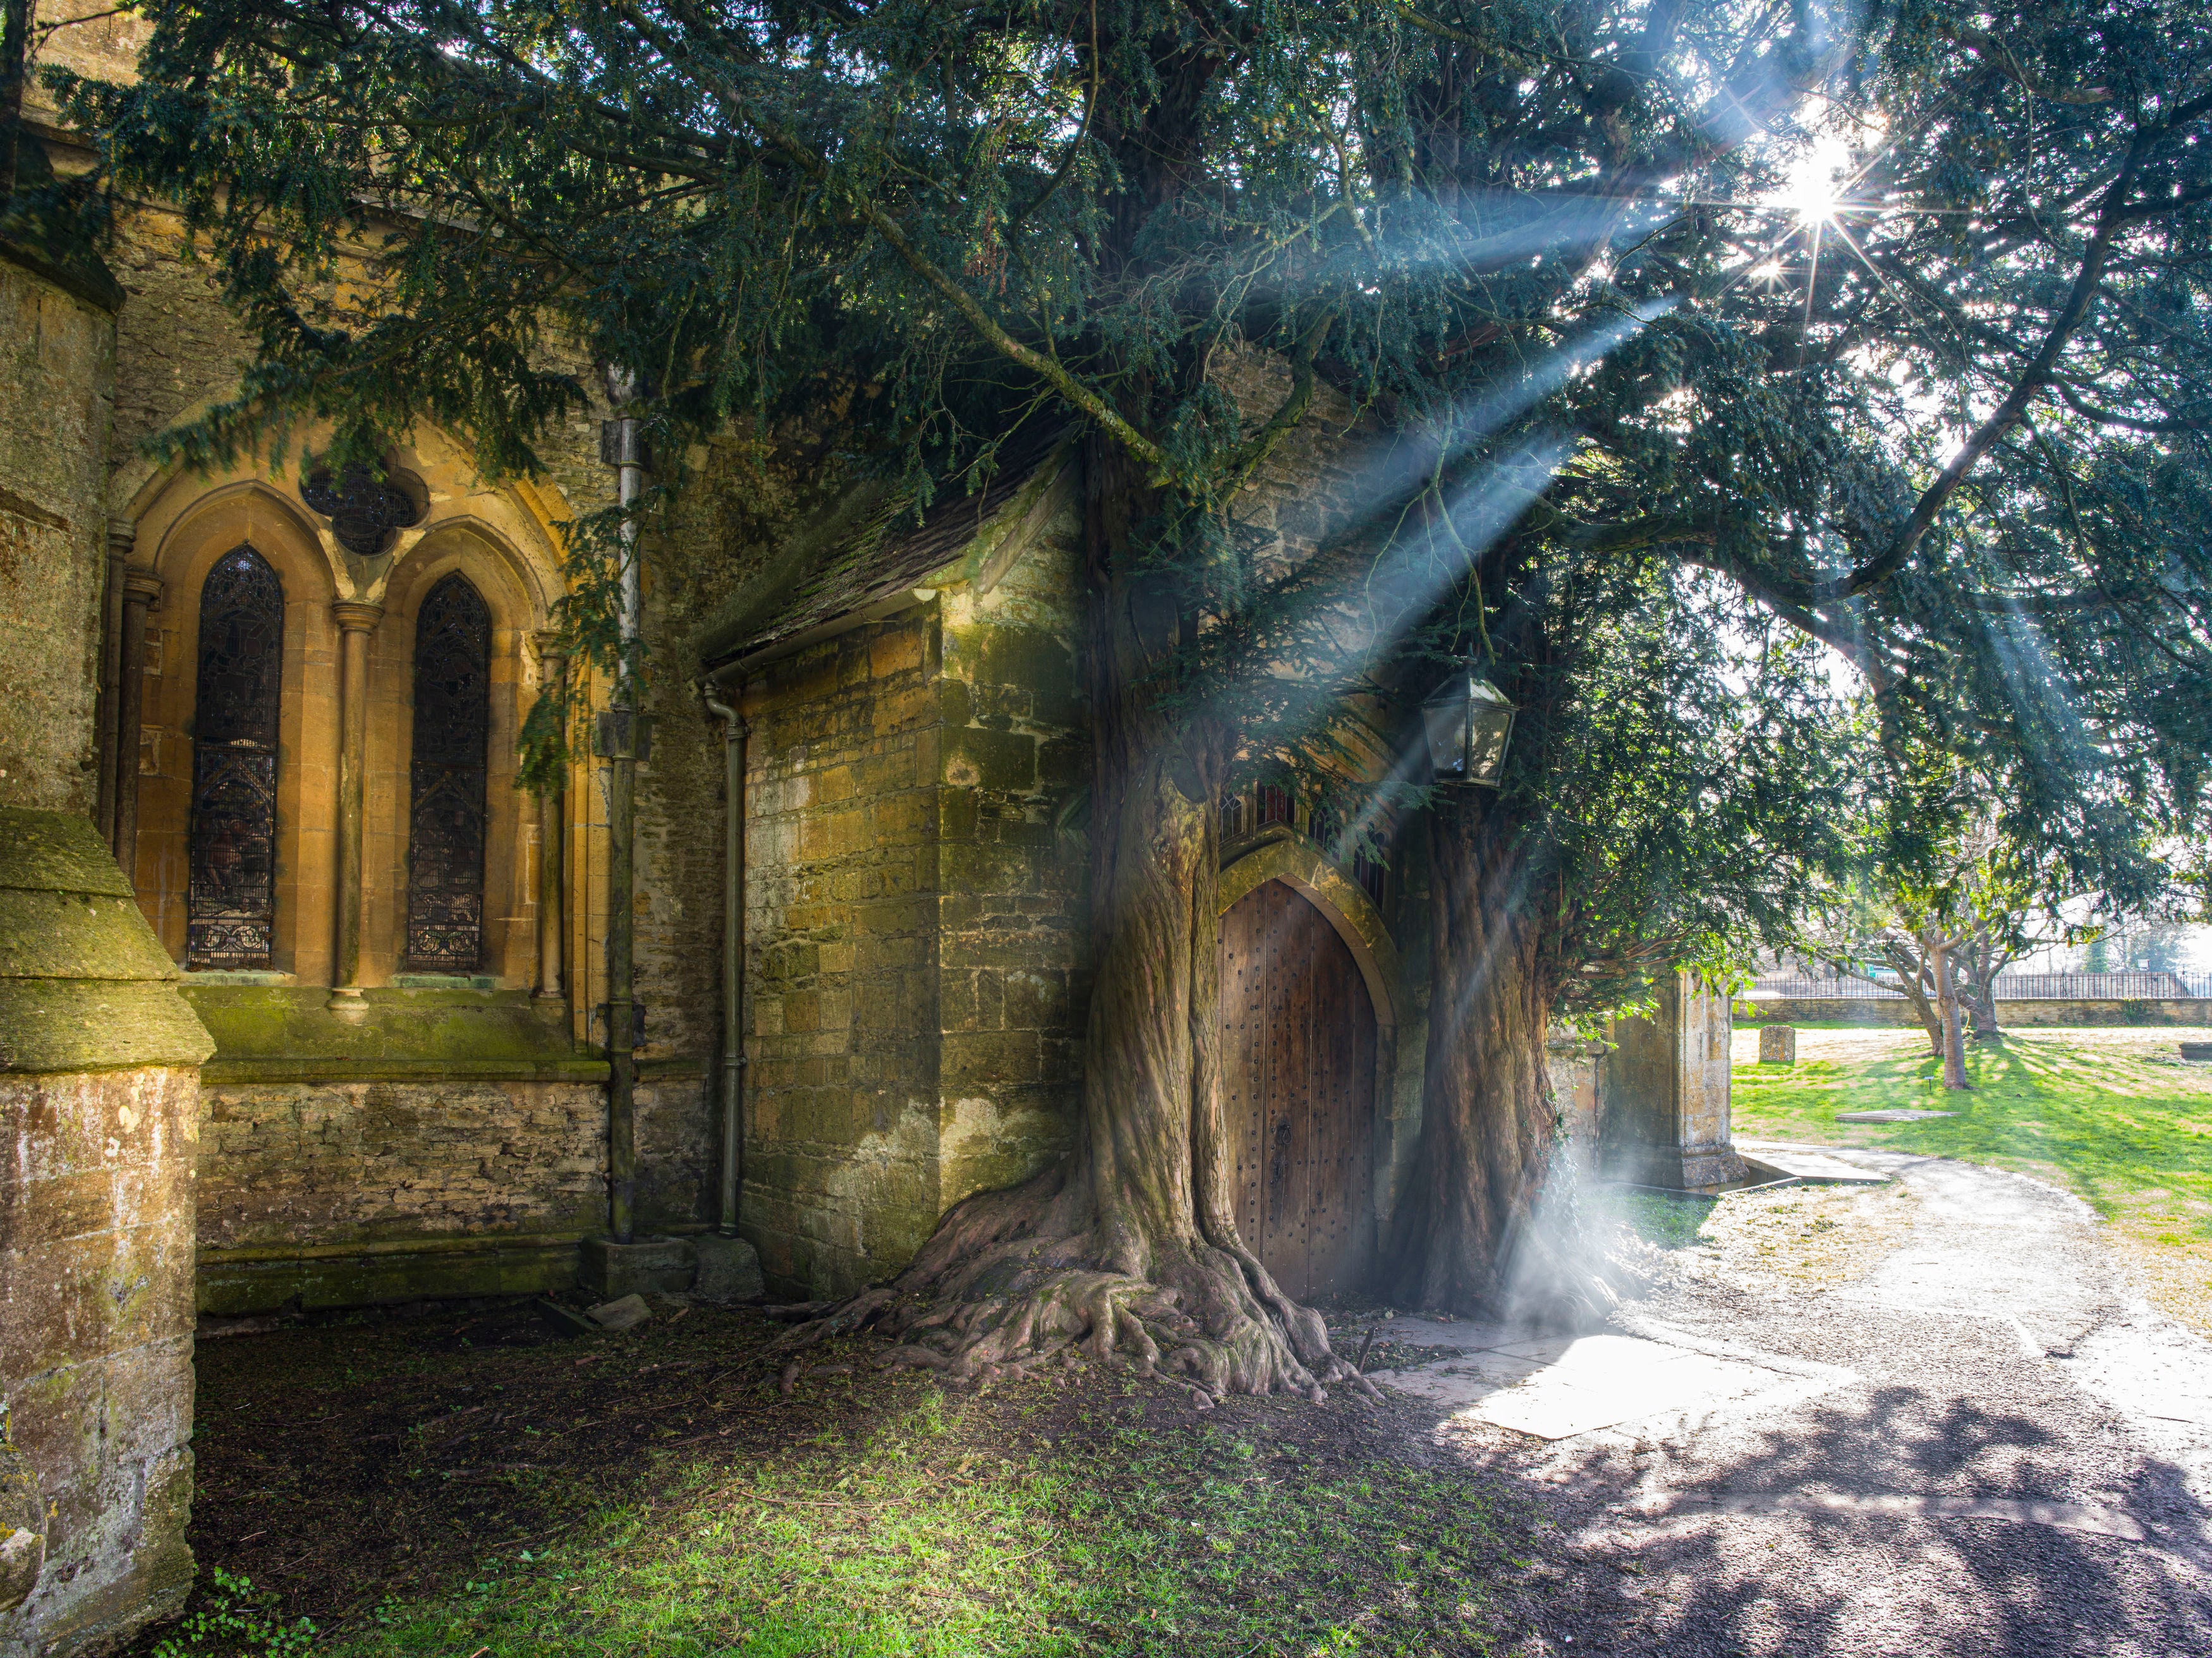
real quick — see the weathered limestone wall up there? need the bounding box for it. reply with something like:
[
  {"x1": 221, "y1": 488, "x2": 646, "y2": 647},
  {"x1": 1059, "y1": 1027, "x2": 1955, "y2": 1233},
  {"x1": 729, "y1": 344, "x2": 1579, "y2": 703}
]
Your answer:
[
  {"x1": 0, "y1": 202, "x2": 214, "y2": 1656},
  {"x1": 104, "y1": 201, "x2": 261, "y2": 481},
  {"x1": 0, "y1": 1065, "x2": 201, "y2": 1657},
  {"x1": 1603, "y1": 972, "x2": 1743, "y2": 1189},
  {"x1": 193, "y1": 1072, "x2": 703, "y2": 1314},
  {"x1": 1547, "y1": 1036, "x2": 1605, "y2": 1155},
  {"x1": 737, "y1": 505, "x2": 1090, "y2": 1298},
  {"x1": 1674, "y1": 976, "x2": 1736, "y2": 1182},
  {"x1": 0, "y1": 246, "x2": 112, "y2": 813},
  {"x1": 741, "y1": 609, "x2": 952, "y2": 1295},
  {"x1": 197, "y1": 1078, "x2": 603, "y2": 1244},
  {"x1": 1210, "y1": 344, "x2": 1392, "y2": 574},
  {"x1": 631, "y1": 433, "x2": 822, "y2": 1074},
  {"x1": 0, "y1": 821, "x2": 211, "y2": 1658},
  {"x1": 930, "y1": 505, "x2": 1089, "y2": 1218},
  {"x1": 174, "y1": 989, "x2": 708, "y2": 1310}
]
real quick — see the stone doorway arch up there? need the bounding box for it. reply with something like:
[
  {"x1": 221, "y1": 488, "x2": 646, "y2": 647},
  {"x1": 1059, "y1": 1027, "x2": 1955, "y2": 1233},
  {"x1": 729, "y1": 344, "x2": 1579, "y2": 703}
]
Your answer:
[{"x1": 1218, "y1": 878, "x2": 1382, "y2": 1300}]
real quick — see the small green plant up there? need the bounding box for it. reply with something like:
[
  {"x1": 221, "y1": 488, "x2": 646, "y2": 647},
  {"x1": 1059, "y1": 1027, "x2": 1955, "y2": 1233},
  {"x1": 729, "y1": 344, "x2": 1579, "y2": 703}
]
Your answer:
[{"x1": 153, "y1": 1567, "x2": 317, "y2": 1658}]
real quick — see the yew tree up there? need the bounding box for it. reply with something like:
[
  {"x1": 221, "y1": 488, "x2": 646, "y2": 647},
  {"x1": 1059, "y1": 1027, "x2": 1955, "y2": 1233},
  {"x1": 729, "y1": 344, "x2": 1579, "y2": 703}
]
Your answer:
[{"x1": 58, "y1": 0, "x2": 2212, "y2": 1390}]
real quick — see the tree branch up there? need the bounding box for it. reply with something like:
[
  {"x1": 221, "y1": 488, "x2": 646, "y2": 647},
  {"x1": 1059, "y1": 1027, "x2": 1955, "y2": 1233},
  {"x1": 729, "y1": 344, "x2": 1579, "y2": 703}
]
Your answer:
[
  {"x1": 761, "y1": 121, "x2": 1169, "y2": 476},
  {"x1": 2051, "y1": 377, "x2": 2208, "y2": 435},
  {"x1": 1940, "y1": 25, "x2": 2112, "y2": 105},
  {"x1": 1826, "y1": 135, "x2": 2148, "y2": 600},
  {"x1": 1224, "y1": 310, "x2": 1334, "y2": 490}
]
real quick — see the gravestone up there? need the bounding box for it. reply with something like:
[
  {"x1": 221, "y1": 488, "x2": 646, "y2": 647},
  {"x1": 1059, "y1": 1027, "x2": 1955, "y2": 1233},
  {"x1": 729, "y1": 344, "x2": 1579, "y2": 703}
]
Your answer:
[{"x1": 1759, "y1": 1026, "x2": 1798, "y2": 1064}]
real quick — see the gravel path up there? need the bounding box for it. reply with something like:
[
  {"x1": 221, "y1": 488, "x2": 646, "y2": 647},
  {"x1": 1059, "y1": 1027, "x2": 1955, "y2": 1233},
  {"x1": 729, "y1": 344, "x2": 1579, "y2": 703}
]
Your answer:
[{"x1": 1450, "y1": 1147, "x2": 2212, "y2": 1656}]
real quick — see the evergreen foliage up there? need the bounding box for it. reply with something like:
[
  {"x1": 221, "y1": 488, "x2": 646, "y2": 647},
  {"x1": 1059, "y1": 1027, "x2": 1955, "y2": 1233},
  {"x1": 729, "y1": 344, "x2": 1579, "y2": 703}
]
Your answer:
[{"x1": 51, "y1": 0, "x2": 2212, "y2": 986}]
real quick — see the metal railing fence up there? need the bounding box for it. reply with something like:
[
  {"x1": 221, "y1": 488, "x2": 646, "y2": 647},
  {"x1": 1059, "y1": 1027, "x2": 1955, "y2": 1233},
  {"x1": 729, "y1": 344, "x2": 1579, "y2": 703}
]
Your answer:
[{"x1": 1747, "y1": 971, "x2": 2211, "y2": 1000}]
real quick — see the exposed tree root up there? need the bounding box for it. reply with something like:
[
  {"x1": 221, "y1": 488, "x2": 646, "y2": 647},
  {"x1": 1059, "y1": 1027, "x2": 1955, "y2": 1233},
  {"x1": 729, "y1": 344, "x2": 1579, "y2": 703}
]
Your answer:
[{"x1": 777, "y1": 1171, "x2": 1380, "y2": 1402}]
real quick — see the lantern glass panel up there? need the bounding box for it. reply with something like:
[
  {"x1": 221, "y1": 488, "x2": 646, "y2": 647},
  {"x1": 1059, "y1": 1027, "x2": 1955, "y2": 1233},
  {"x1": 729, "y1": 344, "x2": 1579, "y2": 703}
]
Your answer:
[
  {"x1": 1466, "y1": 703, "x2": 1515, "y2": 785},
  {"x1": 1421, "y1": 681, "x2": 1471, "y2": 778},
  {"x1": 1421, "y1": 668, "x2": 1516, "y2": 786}
]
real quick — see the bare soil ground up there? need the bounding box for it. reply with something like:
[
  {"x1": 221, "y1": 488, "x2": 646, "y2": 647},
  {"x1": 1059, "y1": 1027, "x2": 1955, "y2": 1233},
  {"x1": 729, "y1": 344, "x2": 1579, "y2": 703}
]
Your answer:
[
  {"x1": 128, "y1": 1140, "x2": 2212, "y2": 1655},
  {"x1": 131, "y1": 1297, "x2": 1568, "y2": 1656}
]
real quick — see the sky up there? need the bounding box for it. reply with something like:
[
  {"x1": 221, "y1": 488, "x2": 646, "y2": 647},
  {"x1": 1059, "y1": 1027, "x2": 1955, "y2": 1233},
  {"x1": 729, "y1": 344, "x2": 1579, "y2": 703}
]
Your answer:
[{"x1": 2014, "y1": 924, "x2": 2212, "y2": 976}]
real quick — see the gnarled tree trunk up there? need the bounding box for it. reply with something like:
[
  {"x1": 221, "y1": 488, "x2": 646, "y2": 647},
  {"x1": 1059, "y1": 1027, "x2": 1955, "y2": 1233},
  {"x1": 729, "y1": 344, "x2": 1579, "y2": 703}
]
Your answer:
[
  {"x1": 1868, "y1": 940, "x2": 1945, "y2": 1058},
  {"x1": 1383, "y1": 799, "x2": 1568, "y2": 1317},
  {"x1": 779, "y1": 439, "x2": 1351, "y2": 1399}
]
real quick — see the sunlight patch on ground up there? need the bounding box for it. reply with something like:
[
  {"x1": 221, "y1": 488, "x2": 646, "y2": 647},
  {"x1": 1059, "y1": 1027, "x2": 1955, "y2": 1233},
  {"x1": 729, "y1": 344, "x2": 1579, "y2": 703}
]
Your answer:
[
  {"x1": 1687, "y1": 1182, "x2": 1921, "y2": 1291},
  {"x1": 1364, "y1": 1321, "x2": 1848, "y2": 1443},
  {"x1": 1730, "y1": 1025, "x2": 2212, "y2": 1336}
]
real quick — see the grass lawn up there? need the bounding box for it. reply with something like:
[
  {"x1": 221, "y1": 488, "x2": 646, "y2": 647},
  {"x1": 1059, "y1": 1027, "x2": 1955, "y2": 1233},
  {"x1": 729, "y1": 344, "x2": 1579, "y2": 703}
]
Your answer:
[
  {"x1": 136, "y1": 1301, "x2": 1543, "y2": 1658},
  {"x1": 1730, "y1": 1024, "x2": 2212, "y2": 1333}
]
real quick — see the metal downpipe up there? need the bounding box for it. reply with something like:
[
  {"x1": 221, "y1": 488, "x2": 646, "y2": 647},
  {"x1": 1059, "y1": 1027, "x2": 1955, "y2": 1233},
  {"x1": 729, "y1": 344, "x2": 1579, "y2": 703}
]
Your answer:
[
  {"x1": 703, "y1": 685, "x2": 747, "y2": 1238},
  {"x1": 602, "y1": 383, "x2": 646, "y2": 1245}
]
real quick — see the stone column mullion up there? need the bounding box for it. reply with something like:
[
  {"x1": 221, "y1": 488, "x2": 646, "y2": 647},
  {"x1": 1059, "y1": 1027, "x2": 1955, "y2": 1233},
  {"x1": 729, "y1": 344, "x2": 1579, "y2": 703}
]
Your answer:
[
  {"x1": 95, "y1": 518, "x2": 135, "y2": 844},
  {"x1": 329, "y1": 600, "x2": 382, "y2": 1018},
  {"x1": 111, "y1": 569, "x2": 162, "y2": 880}
]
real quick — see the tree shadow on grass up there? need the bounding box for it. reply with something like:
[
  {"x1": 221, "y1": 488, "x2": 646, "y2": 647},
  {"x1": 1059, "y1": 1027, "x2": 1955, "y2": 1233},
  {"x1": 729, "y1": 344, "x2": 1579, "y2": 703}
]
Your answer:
[{"x1": 1737, "y1": 1038, "x2": 2212, "y2": 1247}]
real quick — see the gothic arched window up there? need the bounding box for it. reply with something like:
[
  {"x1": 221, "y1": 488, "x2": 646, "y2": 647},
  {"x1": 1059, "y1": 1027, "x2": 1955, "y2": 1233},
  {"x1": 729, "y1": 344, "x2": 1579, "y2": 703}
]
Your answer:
[
  {"x1": 188, "y1": 547, "x2": 284, "y2": 968},
  {"x1": 406, "y1": 574, "x2": 492, "y2": 970}
]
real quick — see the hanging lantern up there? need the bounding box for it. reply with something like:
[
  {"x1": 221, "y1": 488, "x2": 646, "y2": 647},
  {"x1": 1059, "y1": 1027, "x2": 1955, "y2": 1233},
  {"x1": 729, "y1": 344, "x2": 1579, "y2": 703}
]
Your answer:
[{"x1": 1419, "y1": 665, "x2": 1516, "y2": 787}]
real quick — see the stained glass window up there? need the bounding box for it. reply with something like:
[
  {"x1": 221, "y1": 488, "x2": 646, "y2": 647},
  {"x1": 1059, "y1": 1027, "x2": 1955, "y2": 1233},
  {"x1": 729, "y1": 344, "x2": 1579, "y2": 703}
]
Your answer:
[
  {"x1": 188, "y1": 548, "x2": 284, "y2": 968},
  {"x1": 406, "y1": 574, "x2": 492, "y2": 970}
]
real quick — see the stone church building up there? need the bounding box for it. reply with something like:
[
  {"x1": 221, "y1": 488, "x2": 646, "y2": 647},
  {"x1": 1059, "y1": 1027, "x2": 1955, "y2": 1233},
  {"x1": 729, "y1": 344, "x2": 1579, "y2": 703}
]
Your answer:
[{"x1": 0, "y1": 9, "x2": 1738, "y2": 1654}]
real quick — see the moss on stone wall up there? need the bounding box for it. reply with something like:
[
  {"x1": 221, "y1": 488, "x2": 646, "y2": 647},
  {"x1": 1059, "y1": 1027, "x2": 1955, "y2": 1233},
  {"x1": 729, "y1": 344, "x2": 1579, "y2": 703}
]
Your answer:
[
  {"x1": 185, "y1": 986, "x2": 593, "y2": 1079},
  {"x1": 0, "y1": 811, "x2": 212, "y2": 1077},
  {"x1": 734, "y1": 490, "x2": 1090, "y2": 1299}
]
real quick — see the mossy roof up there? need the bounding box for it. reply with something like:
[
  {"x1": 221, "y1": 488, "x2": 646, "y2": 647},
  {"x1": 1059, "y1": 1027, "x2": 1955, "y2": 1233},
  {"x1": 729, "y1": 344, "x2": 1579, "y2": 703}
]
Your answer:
[{"x1": 695, "y1": 427, "x2": 1069, "y2": 673}]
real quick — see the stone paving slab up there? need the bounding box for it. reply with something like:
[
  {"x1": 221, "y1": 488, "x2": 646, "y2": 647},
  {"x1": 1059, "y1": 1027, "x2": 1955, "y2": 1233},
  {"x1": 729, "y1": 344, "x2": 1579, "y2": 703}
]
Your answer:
[
  {"x1": 1736, "y1": 1138, "x2": 1895, "y2": 1185},
  {"x1": 1366, "y1": 1319, "x2": 1848, "y2": 1441}
]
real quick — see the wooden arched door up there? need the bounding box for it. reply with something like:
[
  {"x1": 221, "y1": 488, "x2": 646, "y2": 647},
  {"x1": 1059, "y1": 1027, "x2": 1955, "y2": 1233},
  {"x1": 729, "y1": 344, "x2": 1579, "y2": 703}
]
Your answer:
[{"x1": 1218, "y1": 880, "x2": 1379, "y2": 1300}]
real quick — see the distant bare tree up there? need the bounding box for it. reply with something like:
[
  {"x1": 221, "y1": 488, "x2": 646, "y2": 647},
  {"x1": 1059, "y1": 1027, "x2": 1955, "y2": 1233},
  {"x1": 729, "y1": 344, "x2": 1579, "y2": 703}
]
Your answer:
[
  {"x1": 1950, "y1": 821, "x2": 2074, "y2": 1043},
  {"x1": 1798, "y1": 885, "x2": 1970, "y2": 1087}
]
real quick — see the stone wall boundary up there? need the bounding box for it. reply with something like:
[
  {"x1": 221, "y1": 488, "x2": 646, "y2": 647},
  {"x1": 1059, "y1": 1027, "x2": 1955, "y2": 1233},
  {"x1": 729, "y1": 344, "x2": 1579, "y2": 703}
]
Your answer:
[{"x1": 1737, "y1": 998, "x2": 2212, "y2": 1029}]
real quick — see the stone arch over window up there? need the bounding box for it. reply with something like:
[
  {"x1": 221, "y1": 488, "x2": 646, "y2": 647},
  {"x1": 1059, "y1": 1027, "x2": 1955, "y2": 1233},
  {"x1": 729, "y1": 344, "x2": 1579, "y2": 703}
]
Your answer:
[
  {"x1": 114, "y1": 437, "x2": 574, "y2": 996},
  {"x1": 372, "y1": 524, "x2": 551, "y2": 986},
  {"x1": 186, "y1": 546, "x2": 285, "y2": 967},
  {"x1": 130, "y1": 483, "x2": 341, "y2": 976}
]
